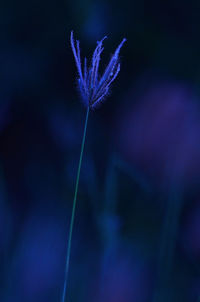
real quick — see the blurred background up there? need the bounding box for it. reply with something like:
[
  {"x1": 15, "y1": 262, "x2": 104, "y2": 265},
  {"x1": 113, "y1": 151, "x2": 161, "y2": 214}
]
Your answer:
[{"x1": 1, "y1": 0, "x2": 200, "y2": 301}]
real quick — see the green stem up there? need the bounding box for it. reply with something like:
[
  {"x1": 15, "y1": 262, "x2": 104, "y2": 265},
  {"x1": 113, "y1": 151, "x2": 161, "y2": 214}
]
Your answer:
[{"x1": 61, "y1": 106, "x2": 90, "y2": 302}]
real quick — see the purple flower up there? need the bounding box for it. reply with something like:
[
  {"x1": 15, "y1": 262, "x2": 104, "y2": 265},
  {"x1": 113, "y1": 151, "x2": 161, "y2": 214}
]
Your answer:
[{"x1": 70, "y1": 31, "x2": 126, "y2": 109}]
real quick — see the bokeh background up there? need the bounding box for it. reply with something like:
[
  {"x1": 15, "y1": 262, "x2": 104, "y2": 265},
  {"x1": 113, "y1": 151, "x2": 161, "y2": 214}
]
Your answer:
[{"x1": 1, "y1": 0, "x2": 200, "y2": 301}]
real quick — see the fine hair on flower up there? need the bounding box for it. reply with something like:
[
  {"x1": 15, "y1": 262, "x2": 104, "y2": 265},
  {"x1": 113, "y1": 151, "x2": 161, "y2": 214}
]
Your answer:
[{"x1": 70, "y1": 31, "x2": 126, "y2": 109}]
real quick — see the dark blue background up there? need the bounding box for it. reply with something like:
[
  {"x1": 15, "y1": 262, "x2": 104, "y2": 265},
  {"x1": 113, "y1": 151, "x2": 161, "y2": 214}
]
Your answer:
[{"x1": 1, "y1": 0, "x2": 200, "y2": 301}]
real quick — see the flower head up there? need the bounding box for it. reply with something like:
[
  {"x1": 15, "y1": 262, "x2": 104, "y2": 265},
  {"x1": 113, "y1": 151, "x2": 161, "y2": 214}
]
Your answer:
[{"x1": 70, "y1": 31, "x2": 126, "y2": 109}]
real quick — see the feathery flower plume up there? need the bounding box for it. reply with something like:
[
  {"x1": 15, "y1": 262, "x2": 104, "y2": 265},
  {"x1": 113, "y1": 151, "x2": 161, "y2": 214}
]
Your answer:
[{"x1": 70, "y1": 31, "x2": 126, "y2": 109}]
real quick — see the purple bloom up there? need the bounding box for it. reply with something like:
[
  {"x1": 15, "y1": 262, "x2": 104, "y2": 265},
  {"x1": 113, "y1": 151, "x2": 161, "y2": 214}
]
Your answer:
[{"x1": 70, "y1": 31, "x2": 126, "y2": 109}]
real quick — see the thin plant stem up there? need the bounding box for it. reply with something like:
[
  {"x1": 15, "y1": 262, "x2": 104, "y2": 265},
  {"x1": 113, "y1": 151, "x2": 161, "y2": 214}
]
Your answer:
[{"x1": 61, "y1": 106, "x2": 90, "y2": 302}]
